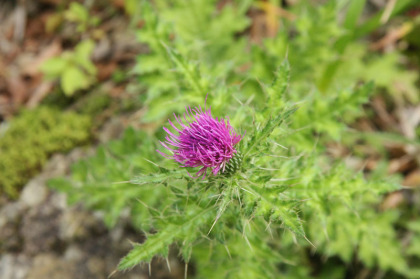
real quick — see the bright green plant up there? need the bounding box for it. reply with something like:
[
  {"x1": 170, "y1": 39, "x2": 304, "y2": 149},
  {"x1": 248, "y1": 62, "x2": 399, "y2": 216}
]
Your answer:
[
  {"x1": 41, "y1": 39, "x2": 97, "y2": 96},
  {"x1": 50, "y1": 0, "x2": 420, "y2": 278},
  {"x1": 41, "y1": 3, "x2": 101, "y2": 96},
  {"x1": 0, "y1": 106, "x2": 91, "y2": 198},
  {"x1": 65, "y1": 2, "x2": 100, "y2": 33}
]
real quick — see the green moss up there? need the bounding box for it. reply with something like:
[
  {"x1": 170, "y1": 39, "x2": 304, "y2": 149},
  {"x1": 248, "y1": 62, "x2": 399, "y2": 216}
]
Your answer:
[{"x1": 0, "y1": 106, "x2": 91, "y2": 198}]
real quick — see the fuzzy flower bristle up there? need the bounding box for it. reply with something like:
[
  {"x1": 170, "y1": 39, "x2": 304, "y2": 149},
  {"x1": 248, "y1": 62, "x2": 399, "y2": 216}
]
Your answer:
[{"x1": 157, "y1": 105, "x2": 242, "y2": 178}]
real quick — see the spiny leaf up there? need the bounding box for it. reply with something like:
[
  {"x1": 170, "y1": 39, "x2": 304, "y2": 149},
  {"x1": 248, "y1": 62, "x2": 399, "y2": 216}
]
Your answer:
[
  {"x1": 208, "y1": 187, "x2": 233, "y2": 234},
  {"x1": 267, "y1": 58, "x2": 290, "y2": 107},
  {"x1": 241, "y1": 183, "x2": 305, "y2": 237},
  {"x1": 118, "y1": 230, "x2": 173, "y2": 270},
  {"x1": 118, "y1": 206, "x2": 214, "y2": 270},
  {"x1": 244, "y1": 105, "x2": 297, "y2": 158},
  {"x1": 162, "y1": 43, "x2": 208, "y2": 95}
]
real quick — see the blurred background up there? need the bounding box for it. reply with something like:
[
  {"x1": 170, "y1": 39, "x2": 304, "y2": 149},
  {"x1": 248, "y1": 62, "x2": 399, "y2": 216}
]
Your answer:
[{"x1": 0, "y1": 0, "x2": 419, "y2": 278}]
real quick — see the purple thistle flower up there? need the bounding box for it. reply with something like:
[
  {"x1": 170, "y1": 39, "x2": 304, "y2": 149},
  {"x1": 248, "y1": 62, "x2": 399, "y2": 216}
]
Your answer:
[{"x1": 157, "y1": 105, "x2": 242, "y2": 178}]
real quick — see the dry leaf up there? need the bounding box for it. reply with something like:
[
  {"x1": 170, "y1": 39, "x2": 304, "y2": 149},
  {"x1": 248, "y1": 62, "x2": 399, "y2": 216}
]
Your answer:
[{"x1": 403, "y1": 170, "x2": 420, "y2": 188}]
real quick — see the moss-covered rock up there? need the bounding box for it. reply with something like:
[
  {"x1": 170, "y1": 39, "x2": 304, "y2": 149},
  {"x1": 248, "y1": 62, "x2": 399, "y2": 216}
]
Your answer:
[{"x1": 0, "y1": 106, "x2": 91, "y2": 198}]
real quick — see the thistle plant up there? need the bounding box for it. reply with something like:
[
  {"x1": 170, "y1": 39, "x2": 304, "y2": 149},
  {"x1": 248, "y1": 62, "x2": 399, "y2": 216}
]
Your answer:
[{"x1": 117, "y1": 72, "x2": 307, "y2": 276}]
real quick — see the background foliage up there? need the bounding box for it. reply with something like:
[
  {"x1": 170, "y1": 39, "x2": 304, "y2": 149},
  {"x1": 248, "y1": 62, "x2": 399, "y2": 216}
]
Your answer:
[{"x1": 44, "y1": 0, "x2": 420, "y2": 278}]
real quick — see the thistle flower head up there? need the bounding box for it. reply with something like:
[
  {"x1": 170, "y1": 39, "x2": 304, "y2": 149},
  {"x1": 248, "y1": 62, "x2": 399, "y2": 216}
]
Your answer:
[{"x1": 158, "y1": 105, "x2": 242, "y2": 178}]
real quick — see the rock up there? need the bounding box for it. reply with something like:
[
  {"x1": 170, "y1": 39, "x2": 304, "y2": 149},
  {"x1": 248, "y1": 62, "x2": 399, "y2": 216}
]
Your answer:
[
  {"x1": 63, "y1": 245, "x2": 84, "y2": 261},
  {"x1": 109, "y1": 223, "x2": 124, "y2": 243},
  {"x1": 87, "y1": 256, "x2": 107, "y2": 278},
  {"x1": 59, "y1": 206, "x2": 106, "y2": 241},
  {"x1": 50, "y1": 191, "x2": 67, "y2": 211},
  {"x1": 43, "y1": 154, "x2": 70, "y2": 178},
  {"x1": 19, "y1": 177, "x2": 48, "y2": 208},
  {"x1": 20, "y1": 203, "x2": 62, "y2": 256},
  {"x1": 27, "y1": 252, "x2": 110, "y2": 279},
  {"x1": 26, "y1": 253, "x2": 76, "y2": 279},
  {"x1": 112, "y1": 27, "x2": 145, "y2": 56},
  {"x1": 67, "y1": 147, "x2": 95, "y2": 165},
  {"x1": 0, "y1": 202, "x2": 23, "y2": 226},
  {"x1": 0, "y1": 254, "x2": 31, "y2": 279},
  {"x1": 98, "y1": 117, "x2": 125, "y2": 143},
  {"x1": 92, "y1": 38, "x2": 112, "y2": 62},
  {"x1": 0, "y1": 202, "x2": 24, "y2": 252}
]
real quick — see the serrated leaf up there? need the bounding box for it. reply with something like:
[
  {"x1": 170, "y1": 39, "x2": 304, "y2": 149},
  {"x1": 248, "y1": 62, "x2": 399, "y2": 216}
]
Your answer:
[
  {"x1": 118, "y1": 233, "x2": 172, "y2": 269},
  {"x1": 181, "y1": 244, "x2": 193, "y2": 263},
  {"x1": 162, "y1": 43, "x2": 208, "y2": 95},
  {"x1": 244, "y1": 105, "x2": 297, "y2": 158},
  {"x1": 118, "y1": 207, "x2": 213, "y2": 270},
  {"x1": 271, "y1": 208, "x2": 304, "y2": 237},
  {"x1": 263, "y1": 185, "x2": 289, "y2": 195},
  {"x1": 241, "y1": 183, "x2": 305, "y2": 237},
  {"x1": 267, "y1": 58, "x2": 290, "y2": 106}
]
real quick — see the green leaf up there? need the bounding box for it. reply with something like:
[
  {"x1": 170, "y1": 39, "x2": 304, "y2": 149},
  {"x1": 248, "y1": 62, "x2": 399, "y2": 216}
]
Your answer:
[
  {"x1": 266, "y1": 58, "x2": 290, "y2": 110},
  {"x1": 130, "y1": 169, "x2": 186, "y2": 185},
  {"x1": 241, "y1": 182, "x2": 305, "y2": 237},
  {"x1": 267, "y1": 58, "x2": 290, "y2": 99},
  {"x1": 124, "y1": 0, "x2": 140, "y2": 16},
  {"x1": 74, "y1": 40, "x2": 96, "y2": 74},
  {"x1": 244, "y1": 105, "x2": 297, "y2": 159},
  {"x1": 162, "y1": 43, "x2": 208, "y2": 95},
  {"x1": 343, "y1": 0, "x2": 366, "y2": 29},
  {"x1": 61, "y1": 66, "x2": 89, "y2": 95},
  {"x1": 47, "y1": 177, "x2": 75, "y2": 192},
  {"x1": 354, "y1": 0, "x2": 417, "y2": 38},
  {"x1": 65, "y1": 2, "x2": 89, "y2": 23},
  {"x1": 40, "y1": 57, "x2": 68, "y2": 78},
  {"x1": 118, "y1": 206, "x2": 213, "y2": 270}
]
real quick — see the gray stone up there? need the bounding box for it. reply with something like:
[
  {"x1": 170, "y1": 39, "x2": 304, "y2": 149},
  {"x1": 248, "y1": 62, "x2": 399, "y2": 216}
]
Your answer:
[
  {"x1": 59, "y1": 206, "x2": 105, "y2": 241},
  {"x1": 19, "y1": 178, "x2": 48, "y2": 208},
  {"x1": 27, "y1": 253, "x2": 109, "y2": 279},
  {"x1": 26, "y1": 253, "x2": 75, "y2": 279},
  {"x1": 87, "y1": 256, "x2": 107, "y2": 278},
  {"x1": 20, "y1": 203, "x2": 62, "y2": 256},
  {"x1": 98, "y1": 117, "x2": 125, "y2": 143},
  {"x1": 0, "y1": 202, "x2": 23, "y2": 227},
  {"x1": 0, "y1": 202, "x2": 24, "y2": 251},
  {"x1": 92, "y1": 38, "x2": 112, "y2": 61},
  {"x1": 68, "y1": 147, "x2": 95, "y2": 165},
  {"x1": 43, "y1": 154, "x2": 70, "y2": 178},
  {"x1": 0, "y1": 254, "x2": 31, "y2": 279},
  {"x1": 50, "y1": 192, "x2": 67, "y2": 211},
  {"x1": 110, "y1": 224, "x2": 124, "y2": 243},
  {"x1": 63, "y1": 245, "x2": 84, "y2": 261}
]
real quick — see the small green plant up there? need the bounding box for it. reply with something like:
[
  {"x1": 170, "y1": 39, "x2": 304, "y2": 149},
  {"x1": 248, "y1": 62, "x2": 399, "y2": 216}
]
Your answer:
[
  {"x1": 41, "y1": 39, "x2": 97, "y2": 96},
  {"x1": 0, "y1": 106, "x2": 91, "y2": 198},
  {"x1": 65, "y1": 2, "x2": 100, "y2": 33}
]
